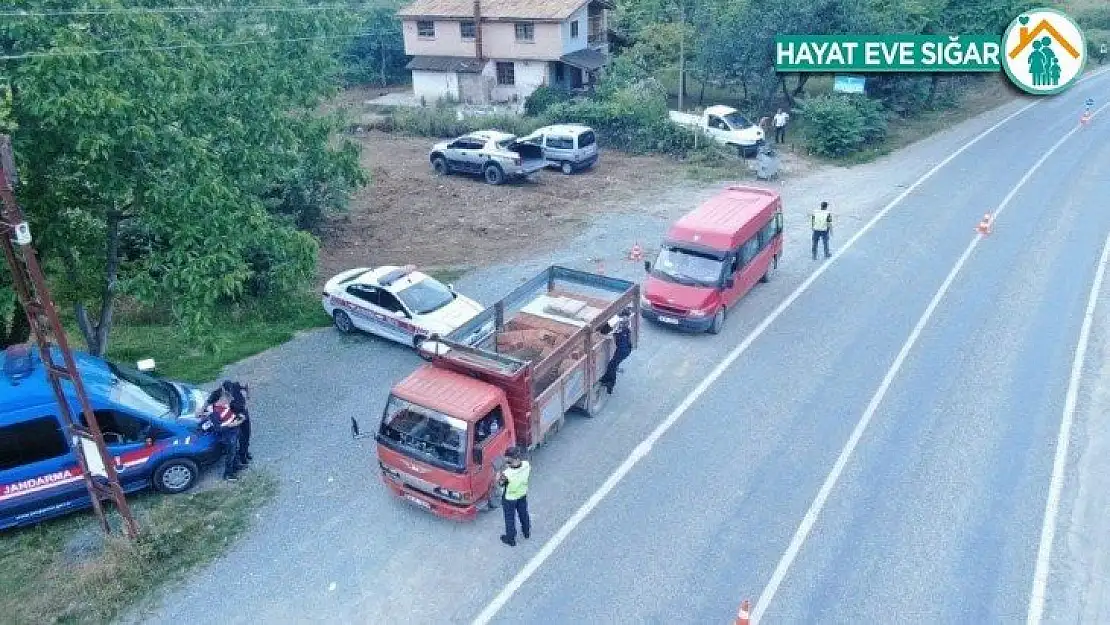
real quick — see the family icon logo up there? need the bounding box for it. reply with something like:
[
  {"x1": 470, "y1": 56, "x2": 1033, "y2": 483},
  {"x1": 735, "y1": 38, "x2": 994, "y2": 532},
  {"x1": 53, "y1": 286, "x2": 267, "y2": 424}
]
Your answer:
[{"x1": 1002, "y1": 8, "x2": 1086, "y2": 95}]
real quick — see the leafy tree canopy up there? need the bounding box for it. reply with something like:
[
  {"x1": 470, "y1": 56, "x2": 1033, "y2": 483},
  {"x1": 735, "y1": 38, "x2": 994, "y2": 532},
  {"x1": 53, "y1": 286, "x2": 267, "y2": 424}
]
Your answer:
[{"x1": 0, "y1": 0, "x2": 367, "y2": 355}]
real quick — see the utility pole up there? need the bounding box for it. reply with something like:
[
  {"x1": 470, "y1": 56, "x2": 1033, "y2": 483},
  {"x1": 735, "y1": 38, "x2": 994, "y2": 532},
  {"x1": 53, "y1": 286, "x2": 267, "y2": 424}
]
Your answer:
[
  {"x1": 676, "y1": 1, "x2": 685, "y2": 112},
  {"x1": 0, "y1": 135, "x2": 139, "y2": 539}
]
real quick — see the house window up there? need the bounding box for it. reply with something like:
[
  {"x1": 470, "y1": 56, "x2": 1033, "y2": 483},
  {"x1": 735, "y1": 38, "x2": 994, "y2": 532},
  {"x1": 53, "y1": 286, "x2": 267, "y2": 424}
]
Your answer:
[
  {"x1": 514, "y1": 22, "x2": 534, "y2": 42},
  {"x1": 417, "y1": 20, "x2": 435, "y2": 37},
  {"x1": 496, "y1": 62, "x2": 515, "y2": 86},
  {"x1": 570, "y1": 20, "x2": 579, "y2": 38},
  {"x1": 460, "y1": 20, "x2": 476, "y2": 39}
]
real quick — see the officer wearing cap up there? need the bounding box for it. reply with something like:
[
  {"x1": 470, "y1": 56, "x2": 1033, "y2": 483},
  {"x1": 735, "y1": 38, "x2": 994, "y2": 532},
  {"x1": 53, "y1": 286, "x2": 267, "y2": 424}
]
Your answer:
[
  {"x1": 498, "y1": 446, "x2": 531, "y2": 547},
  {"x1": 599, "y1": 307, "x2": 633, "y2": 394}
]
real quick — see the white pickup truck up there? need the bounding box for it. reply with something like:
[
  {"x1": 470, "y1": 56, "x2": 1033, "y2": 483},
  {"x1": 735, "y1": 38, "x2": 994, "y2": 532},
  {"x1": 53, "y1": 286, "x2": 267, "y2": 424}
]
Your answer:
[{"x1": 669, "y1": 105, "x2": 765, "y2": 157}]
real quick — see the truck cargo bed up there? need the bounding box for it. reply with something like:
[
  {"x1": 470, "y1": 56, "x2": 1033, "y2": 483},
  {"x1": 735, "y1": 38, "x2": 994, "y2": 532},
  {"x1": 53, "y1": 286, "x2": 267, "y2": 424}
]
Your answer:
[{"x1": 428, "y1": 266, "x2": 640, "y2": 448}]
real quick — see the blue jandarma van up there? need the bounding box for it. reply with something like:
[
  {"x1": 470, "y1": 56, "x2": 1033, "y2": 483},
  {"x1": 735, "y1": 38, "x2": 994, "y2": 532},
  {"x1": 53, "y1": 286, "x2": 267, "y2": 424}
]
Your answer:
[{"x1": 0, "y1": 345, "x2": 221, "y2": 530}]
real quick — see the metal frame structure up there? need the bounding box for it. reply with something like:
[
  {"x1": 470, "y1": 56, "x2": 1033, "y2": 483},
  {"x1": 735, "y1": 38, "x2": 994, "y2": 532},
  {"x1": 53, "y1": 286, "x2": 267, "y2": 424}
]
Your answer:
[{"x1": 0, "y1": 134, "x2": 139, "y2": 538}]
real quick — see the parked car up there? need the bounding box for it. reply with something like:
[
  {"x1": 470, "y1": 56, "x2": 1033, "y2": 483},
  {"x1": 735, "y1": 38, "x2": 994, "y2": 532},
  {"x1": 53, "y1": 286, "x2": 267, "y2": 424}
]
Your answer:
[
  {"x1": 0, "y1": 346, "x2": 221, "y2": 530},
  {"x1": 429, "y1": 130, "x2": 546, "y2": 185},
  {"x1": 520, "y1": 124, "x2": 599, "y2": 174},
  {"x1": 322, "y1": 265, "x2": 486, "y2": 350},
  {"x1": 669, "y1": 105, "x2": 765, "y2": 157}
]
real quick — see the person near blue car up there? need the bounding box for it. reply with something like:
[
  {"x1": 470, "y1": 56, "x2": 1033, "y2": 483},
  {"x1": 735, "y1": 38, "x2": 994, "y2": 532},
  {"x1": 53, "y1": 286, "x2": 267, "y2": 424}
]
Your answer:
[{"x1": 201, "y1": 384, "x2": 247, "y2": 482}]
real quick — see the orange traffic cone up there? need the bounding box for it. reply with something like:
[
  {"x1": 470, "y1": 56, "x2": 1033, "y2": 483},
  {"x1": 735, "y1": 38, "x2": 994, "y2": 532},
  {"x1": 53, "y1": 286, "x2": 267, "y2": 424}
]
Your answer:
[
  {"x1": 976, "y1": 212, "x2": 993, "y2": 235},
  {"x1": 629, "y1": 243, "x2": 643, "y2": 261},
  {"x1": 734, "y1": 599, "x2": 751, "y2": 625}
]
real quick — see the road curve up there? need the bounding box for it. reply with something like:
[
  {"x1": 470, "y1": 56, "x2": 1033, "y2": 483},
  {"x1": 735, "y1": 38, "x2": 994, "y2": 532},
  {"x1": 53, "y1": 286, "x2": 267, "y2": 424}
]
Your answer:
[{"x1": 474, "y1": 74, "x2": 1110, "y2": 624}]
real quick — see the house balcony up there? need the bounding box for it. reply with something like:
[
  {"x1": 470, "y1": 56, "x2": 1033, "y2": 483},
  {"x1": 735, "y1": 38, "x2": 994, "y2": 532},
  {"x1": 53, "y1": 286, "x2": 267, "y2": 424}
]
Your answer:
[{"x1": 587, "y1": 15, "x2": 607, "y2": 49}]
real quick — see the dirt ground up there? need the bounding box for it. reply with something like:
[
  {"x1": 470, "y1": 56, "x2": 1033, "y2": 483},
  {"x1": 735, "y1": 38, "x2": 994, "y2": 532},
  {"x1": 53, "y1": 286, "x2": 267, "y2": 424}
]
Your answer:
[
  {"x1": 316, "y1": 130, "x2": 813, "y2": 280},
  {"x1": 319, "y1": 131, "x2": 695, "y2": 279}
]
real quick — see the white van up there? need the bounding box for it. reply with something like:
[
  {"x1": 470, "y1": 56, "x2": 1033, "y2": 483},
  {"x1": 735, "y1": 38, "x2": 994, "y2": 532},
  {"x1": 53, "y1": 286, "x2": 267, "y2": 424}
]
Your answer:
[{"x1": 521, "y1": 124, "x2": 599, "y2": 175}]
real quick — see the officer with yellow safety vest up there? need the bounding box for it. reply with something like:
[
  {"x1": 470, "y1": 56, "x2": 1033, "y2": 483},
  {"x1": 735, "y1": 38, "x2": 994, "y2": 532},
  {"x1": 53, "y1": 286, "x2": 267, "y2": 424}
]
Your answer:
[
  {"x1": 498, "y1": 446, "x2": 532, "y2": 547},
  {"x1": 811, "y1": 201, "x2": 833, "y2": 260}
]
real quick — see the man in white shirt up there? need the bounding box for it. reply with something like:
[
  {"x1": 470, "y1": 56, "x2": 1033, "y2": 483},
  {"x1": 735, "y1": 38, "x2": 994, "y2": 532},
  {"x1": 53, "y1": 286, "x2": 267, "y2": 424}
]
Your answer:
[{"x1": 773, "y1": 108, "x2": 790, "y2": 144}]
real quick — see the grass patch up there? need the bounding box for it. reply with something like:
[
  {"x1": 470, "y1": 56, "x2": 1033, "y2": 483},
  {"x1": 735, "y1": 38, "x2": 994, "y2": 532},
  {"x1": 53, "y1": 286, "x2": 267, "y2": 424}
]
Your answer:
[
  {"x1": 103, "y1": 290, "x2": 330, "y2": 384},
  {"x1": 0, "y1": 471, "x2": 278, "y2": 625},
  {"x1": 424, "y1": 265, "x2": 473, "y2": 286}
]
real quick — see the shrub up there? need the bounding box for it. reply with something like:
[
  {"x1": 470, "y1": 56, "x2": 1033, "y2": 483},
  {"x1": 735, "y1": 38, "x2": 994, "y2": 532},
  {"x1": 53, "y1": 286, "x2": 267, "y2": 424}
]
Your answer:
[
  {"x1": 524, "y1": 85, "x2": 572, "y2": 116},
  {"x1": 1077, "y1": 6, "x2": 1110, "y2": 31},
  {"x1": 798, "y1": 93, "x2": 889, "y2": 157}
]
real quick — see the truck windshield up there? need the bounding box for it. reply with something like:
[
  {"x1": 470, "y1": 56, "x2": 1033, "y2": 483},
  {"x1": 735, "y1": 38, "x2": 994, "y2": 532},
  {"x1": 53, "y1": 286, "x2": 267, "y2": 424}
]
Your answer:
[
  {"x1": 396, "y1": 279, "x2": 455, "y2": 315},
  {"x1": 106, "y1": 362, "x2": 181, "y2": 419},
  {"x1": 722, "y1": 112, "x2": 752, "y2": 129},
  {"x1": 651, "y1": 246, "x2": 725, "y2": 287},
  {"x1": 379, "y1": 396, "x2": 467, "y2": 472}
]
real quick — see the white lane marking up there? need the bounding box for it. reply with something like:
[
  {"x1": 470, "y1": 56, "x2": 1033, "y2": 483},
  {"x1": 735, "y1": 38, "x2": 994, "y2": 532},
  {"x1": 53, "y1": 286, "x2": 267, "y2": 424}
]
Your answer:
[
  {"x1": 1026, "y1": 246, "x2": 1110, "y2": 617},
  {"x1": 469, "y1": 97, "x2": 1045, "y2": 625},
  {"x1": 753, "y1": 100, "x2": 1110, "y2": 625}
]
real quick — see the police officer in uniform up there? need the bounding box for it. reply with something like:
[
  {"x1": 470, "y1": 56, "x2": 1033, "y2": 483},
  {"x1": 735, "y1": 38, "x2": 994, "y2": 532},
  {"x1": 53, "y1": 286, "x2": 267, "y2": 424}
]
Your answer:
[
  {"x1": 811, "y1": 201, "x2": 833, "y2": 260},
  {"x1": 599, "y1": 308, "x2": 633, "y2": 394},
  {"x1": 206, "y1": 380, "x2": 252, "y2": 466},
  {"x1": 499, "y1": 447, "x2": 531, "y2": 546},
  {"x1": 202, "y1": 387, "x2": 246, "y2": 481}
]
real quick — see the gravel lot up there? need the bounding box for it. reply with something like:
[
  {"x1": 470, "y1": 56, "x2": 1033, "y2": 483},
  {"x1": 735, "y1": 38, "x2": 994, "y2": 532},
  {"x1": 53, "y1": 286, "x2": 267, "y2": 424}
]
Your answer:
[
  {"x1": 122, "y1": 94, "x2": 1082, "y2": 624},
  {"x1": 316, "y1": 129, "x2": 813, "y2": 280}
]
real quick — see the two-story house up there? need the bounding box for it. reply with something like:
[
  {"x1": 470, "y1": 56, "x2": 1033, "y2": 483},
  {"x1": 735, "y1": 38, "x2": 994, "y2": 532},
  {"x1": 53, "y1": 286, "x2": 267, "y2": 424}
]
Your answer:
[{"x1": 397, "y1": 0, "x2": 612, "y2": 106}]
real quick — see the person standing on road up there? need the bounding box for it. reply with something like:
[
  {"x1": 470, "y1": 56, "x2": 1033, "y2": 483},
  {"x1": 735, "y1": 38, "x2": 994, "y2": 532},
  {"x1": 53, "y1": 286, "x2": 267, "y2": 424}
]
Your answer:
[
  {"x1": 598, "y1": 308, "x2": 633, "y2": 395},
  {"x1": 773, "y1": 108, "x2": 790, "y2": 144},
  {"x1": 811, "y1": 201, "x2": 833, "y2": 260},
  {"x1": 499, "y1": 447, "x2": 531, "y2": 547}
]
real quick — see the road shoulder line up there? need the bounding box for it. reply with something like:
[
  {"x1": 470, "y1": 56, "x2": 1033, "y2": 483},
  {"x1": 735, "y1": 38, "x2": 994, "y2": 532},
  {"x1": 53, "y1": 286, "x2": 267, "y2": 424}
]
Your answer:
[
  {"x1": 752, "y1": 100, "x2": 1110, "y2": 624},
  {"x1": 468, "y1": 96, "x2": 1044, "y2": 625}
]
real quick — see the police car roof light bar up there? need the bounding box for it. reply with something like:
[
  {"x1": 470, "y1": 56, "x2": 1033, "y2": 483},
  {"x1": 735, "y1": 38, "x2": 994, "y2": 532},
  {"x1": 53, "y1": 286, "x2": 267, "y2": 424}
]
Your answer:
[
  {"x1": 379, "y1": 264, "x2": 418, "y2": 287},
  {"x1": 0, "y1": 135, "x2": 140, "y2": 540}
]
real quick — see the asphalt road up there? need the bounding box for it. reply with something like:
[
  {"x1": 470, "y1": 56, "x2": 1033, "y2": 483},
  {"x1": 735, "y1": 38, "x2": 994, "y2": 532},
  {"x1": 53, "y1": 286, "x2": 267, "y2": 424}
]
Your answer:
[
  {"x1": 475, "y1": 74, "x2": 1110, "y2": 624},
  {"x1": 127, "y1": 72, "x2": 1110, "y2": 625}
]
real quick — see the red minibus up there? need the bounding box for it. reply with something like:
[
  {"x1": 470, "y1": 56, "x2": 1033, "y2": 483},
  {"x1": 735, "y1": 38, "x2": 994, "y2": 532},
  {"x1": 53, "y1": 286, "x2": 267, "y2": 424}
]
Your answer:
[{"x1": 641, "y1": 185, "x2": 783, "y2": 334}]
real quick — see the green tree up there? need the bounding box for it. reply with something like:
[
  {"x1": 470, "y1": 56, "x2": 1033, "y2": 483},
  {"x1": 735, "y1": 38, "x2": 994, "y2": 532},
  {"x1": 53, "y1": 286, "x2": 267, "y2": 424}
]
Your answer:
[{"x1": 1, "y1": 0, "x2": 367, "y2": 355}]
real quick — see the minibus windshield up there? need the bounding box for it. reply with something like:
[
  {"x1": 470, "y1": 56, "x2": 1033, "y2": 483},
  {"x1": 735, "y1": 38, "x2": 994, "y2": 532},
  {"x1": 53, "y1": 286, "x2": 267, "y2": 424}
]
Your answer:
[
  {"x1": 107, "y1": 362, "x2": 181, "y2": 419},
  {"x1": 651, "y1": 246, "x2": 725, "y2": 287}
]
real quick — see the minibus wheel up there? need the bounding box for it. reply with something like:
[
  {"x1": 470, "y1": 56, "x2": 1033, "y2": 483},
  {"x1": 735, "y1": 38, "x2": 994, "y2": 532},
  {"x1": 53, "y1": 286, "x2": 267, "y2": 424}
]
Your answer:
[
  {"x1": 760, "y1": 254, "x2": 779, "y2": 283},
  {"x1": 709, "y1": 307, "x2": 726, "y2": 334},
  {"x1": 153, "y1": 458, "x2": 200, "y2": 494}
]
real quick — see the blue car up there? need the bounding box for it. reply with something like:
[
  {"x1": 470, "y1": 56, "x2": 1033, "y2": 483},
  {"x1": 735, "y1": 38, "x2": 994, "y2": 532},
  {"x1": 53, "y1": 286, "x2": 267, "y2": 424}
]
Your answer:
[{"x1": 0, "y1": 346, "x2": 222, "y2": 531}]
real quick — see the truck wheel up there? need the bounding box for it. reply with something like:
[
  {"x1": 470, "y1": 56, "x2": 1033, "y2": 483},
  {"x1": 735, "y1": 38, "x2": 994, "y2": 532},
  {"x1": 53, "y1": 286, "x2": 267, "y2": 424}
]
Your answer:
[
  {"x1": 760, "y1": 254, "x2": 779, "y2": 283},
  {"x1": 152, "y1": 458, "x2": 199, "y2": 494},
  {"x1": 708, "y1": 307, "x2": 726, "y2": 335},
  {"x1": 483, "y1": 164, "x2": 505, "y2": 185},
  {"x1": 333, "y1": 310, "x2": 354, "y2": 334},
  {"x1": 560, "y1": 161, "x2": 574, "y2": 175},
  {"x1": 432, "y1": 156, "x2": 449, "y2": 176}
]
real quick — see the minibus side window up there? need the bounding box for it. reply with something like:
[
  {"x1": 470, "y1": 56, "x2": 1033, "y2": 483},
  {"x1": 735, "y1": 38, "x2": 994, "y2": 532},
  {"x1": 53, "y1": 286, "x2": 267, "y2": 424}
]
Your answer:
[
  {"x1": 738, "y1": 236, "x2": 760, "y2": 267},
  {"x1": 0, "y1": 417, "x2": 69, "y2": 470}
]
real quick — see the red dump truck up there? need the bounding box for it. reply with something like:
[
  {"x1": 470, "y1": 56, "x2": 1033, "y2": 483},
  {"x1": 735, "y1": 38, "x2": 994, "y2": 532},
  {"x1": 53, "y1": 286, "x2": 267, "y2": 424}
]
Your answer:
[{"x1": 356, "y1": 265, "x2": 640, "y2": 520}]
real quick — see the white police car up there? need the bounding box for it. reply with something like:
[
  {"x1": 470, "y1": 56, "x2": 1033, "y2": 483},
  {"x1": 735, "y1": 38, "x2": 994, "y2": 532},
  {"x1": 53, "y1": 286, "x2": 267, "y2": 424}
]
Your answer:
[{"x1": 322, "y1": 265, "x2": 484, "y2": 349}]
